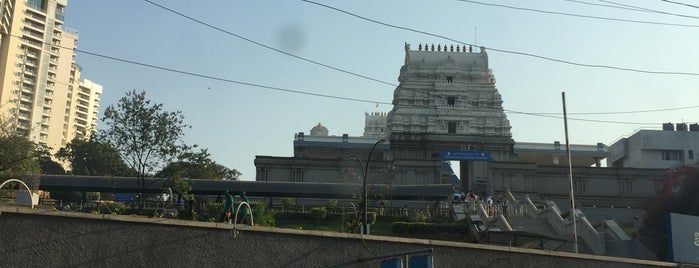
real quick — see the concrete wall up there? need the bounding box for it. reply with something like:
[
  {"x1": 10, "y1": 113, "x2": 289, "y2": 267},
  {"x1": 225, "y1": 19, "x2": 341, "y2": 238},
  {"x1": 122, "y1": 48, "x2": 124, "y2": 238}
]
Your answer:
[{"x1": 0, "y1": 205, "x2": 677, "y2": 268}]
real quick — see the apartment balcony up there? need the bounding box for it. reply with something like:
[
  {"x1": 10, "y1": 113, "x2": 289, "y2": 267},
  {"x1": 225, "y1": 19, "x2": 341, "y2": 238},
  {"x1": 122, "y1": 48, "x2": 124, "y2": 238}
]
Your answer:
[
  {"x1": 26, "y1": 50, "x2": 40, "y2": 58},
  {"x1": 19, "y1": 104, "x2": 32, "y2": 111},
  {"x1": 17, "y1": 112, "x2": 31, "y2": 120},
  {"x1": 24, "y1": 11, "x2": 46, "y2": 23},
  {"x1": 23, "y1": 29, "x2": 43, "y2": 39},
  {"x1": 55, "y1": 12, "x2": 65, "y2": 22},
  {"x1": 23, "y1": 68, "x2": 37, "y2": 75},
  {"x1": 76, "y1": 102, "x2": 89, "y2": 109},
  {"x1": 24, "y1": 59, "x2": 38, "y2": 67},
  {"x1": 21, "y1": 37, "x2": 42, "y2": 49},
  {"x1": 20, "y1": 95, "x2": 33, "y2": 102},
  {"x1": 24, "y1": 20, "x2": 45, "y2": 31},
  {"x1": 75, "y1": 110, "x2": 88, "y2": 119}
]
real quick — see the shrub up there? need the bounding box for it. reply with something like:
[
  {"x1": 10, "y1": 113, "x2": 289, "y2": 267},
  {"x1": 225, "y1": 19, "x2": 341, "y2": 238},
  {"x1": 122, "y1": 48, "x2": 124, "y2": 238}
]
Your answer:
[
  {"x1": 252, "y1": 203, "x2": 275, "y2": 227},
  {"x1": 99, "y1": 202, "x2": 124, "y2": 215},
  {"x1": 205, "y1": 202, "x2": 224, "y2": 221},
  {"x1": 310, "y1": 207, "x2": 328, "y2": 225}
]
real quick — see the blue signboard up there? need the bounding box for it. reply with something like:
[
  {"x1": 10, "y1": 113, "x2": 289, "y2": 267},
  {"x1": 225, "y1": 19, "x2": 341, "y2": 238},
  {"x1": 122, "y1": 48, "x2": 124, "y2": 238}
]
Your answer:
[
  {"x1": 667, "y1": 213, "x2": 699, "y2": 264},
  {"x1": 409, "y1": 255, "x2": 433, "y2": 268},
  {"x1": 114, "y1": 193, "x2": 135, "y2": 204},
  {"x1": 380, "y1": 258, "x2": 401, "y2": 268},
  {"x1": 439, "y1": 149, "x2": 492, "y2": 161}
]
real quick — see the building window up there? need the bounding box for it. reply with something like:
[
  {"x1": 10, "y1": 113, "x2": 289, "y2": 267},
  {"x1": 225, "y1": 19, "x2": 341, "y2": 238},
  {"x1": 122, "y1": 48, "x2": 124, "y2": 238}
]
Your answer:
[
  {"x1": 292, "y1": 168, "x2": 304, "y2": 182},
  {"x1": 447, "y1": 97, "x2": 456, "y2": 107},
  {"x1": 257, "y1": 168, "x2": 269, "y2": 182},
  {"x1": 27, "y1": 0, "x2": 46, "y2": 11},
  {"x1": 619, "y1": 179, "x2": 632, "y2": 195},
  {"x1": 574, "y1": 178, "x2": 586, "y2": 194},
  {"x1": 689, "y1": 150, "x2": 694, "y2": 160},
  {"x1": 448, "y1": 122, "x2": 457, "y2": 134},
  {"x1": 662, "y1": 150, "x2": 684, "y2": 161},
  {"x1": 446, "y1": 76, "x2": 454, "y2": 83}
]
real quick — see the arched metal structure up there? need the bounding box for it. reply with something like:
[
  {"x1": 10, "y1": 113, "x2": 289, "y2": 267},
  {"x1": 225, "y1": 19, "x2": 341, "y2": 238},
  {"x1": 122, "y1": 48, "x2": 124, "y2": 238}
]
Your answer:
[
  {"x1": 232, "y1": 201, "x2": 254, "y2": 239},
  {"x1": 0, "y1": 179, "x2": 36, "y2": 208}
]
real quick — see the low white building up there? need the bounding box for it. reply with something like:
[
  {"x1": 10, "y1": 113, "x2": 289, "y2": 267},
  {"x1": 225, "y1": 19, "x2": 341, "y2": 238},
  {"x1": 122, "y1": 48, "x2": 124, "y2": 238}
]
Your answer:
[{"x1": 608, "y1": 123, "x2": 699, "y2": 169}]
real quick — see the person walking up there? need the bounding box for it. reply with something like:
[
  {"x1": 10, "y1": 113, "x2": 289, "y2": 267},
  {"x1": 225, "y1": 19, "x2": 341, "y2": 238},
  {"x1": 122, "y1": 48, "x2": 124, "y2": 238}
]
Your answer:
[
  {"x1": 223, "y1": 189, "x2": 235, "y2": 224},
  {"x1": 239, "y1": 191, "x2": 252, "y2": 225}
]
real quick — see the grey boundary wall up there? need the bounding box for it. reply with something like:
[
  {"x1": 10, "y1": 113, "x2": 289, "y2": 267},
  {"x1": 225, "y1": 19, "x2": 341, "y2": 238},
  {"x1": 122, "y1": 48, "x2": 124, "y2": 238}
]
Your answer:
[{"x1": 0, "y1": 205, "x2": 682, "y2": 268}]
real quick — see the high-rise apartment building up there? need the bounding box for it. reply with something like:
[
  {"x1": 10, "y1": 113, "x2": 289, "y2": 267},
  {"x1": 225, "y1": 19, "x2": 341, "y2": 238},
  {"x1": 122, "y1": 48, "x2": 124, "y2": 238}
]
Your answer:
[{"x1": 0, "y1": 0, "x2": 101, "y2": 154}]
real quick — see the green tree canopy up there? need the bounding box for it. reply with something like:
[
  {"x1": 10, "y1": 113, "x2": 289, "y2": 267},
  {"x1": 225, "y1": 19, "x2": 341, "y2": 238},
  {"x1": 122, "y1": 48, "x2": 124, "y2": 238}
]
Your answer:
[
  {"x1": 156, "y1": 149, "x2": 240, "y2": 180},
  {"x1": 101, "y1": 90, "x2": 190, "y2": 211},
  {"x1": 56, "y1": 136, "x2": 135, "y2": 176},
  {"x1": 0, "y1": 117, "x2": 41, "y2": 180},
  {"x1": 39, "y1": 157, "x2": 66, "y2": 175},
  {"x1": 639, "y1": 164, "x2": 699, "y2": 260}
]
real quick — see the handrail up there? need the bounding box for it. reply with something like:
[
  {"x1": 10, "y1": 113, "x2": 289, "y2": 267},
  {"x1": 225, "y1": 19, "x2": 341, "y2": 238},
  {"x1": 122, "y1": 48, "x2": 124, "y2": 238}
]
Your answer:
[{"x1": 0, "y1": 179, "x2": 36, "y2": 208}]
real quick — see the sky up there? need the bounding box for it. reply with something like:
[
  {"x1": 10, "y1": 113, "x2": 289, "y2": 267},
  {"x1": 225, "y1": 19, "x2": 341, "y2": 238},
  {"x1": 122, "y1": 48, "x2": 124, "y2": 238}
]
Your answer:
[{"x1": 63, "y1": 0, "x2": 699, "y2": 180}]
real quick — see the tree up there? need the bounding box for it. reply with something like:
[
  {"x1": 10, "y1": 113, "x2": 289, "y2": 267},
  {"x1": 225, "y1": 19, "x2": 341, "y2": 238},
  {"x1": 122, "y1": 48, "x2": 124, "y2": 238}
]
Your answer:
[
  {"x1": 0, "y1": 117, "x2": 41, "y2": 181},
  {"x1": 0, "y1": 135, "x2": 41, "y2": 179},
  {"x1": 639, "y1": 164, "x2": 699, "y2": 260},
  {"x1": 56, "y1": 136, "x2": 135, "y2": 176},
  {"x1": 39, "y1": 157, "x2": 66, "y2": 175},
  {"x1": 101, "y1": 90, "x2": 190, "y2": 212},
  {"x1": 157, "y1": 149, "x2": 240, "y2": 180}
]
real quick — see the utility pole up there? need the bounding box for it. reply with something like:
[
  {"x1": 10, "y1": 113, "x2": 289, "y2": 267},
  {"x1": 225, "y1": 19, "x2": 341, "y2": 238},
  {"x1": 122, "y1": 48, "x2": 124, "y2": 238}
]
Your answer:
[{"x1": 562, "y1": 91, "x2": 579, "y2": 253}]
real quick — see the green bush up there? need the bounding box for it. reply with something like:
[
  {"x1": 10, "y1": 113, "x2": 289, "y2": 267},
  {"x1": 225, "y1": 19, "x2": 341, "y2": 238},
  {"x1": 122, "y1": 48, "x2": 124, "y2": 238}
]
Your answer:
[
  {"x1": 252, "y1": 203, "x2": 275, "y2": 227},
  {"x1": 275, "y1": 212, "x2": 310, "y2": 220},
  {"x1": 367, "y1": 212, "x2": 377, "y2": 225},
  {"x1": 99, "y1": 202, "x2": 125, "y2": 215},
  {"x1": 310, "y1": 207, "x2": 328, "y2": 225},
  {"x1": 205, "y1": 202, "x2": 224, "y2": 220}
]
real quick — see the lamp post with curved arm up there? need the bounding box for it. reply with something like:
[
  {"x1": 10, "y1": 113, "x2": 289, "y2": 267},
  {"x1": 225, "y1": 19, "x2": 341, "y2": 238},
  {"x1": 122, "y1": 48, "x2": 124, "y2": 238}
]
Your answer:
[
  {"x1": 362, "y1": 139, "x2": 386, "y2": 234},
  {"x1": 344, "y1": 138, "x2": 386, "y2": 234}
]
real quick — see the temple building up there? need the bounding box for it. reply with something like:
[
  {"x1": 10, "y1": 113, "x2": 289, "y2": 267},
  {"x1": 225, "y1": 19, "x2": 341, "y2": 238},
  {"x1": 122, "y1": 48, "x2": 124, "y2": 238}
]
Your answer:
[{"x1": 254, "y1": 43, "x2": 661, "y2": 207}]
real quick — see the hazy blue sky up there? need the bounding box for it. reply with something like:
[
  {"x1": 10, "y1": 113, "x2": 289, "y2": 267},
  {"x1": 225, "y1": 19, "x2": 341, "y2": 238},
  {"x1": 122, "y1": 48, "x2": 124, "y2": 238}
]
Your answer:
[{"x1": 64, "y1": 0, "x2": 699, "y2": 180}]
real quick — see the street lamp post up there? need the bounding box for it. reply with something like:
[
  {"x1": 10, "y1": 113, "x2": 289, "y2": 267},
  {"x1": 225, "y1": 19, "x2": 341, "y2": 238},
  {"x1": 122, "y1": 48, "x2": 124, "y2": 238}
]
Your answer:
[
  {"x1": 344, "y1": 138, "x2": 386, "y2": 235},
  {"x1": 362, "y1": 139, "x2": 386, "y2": 235}
]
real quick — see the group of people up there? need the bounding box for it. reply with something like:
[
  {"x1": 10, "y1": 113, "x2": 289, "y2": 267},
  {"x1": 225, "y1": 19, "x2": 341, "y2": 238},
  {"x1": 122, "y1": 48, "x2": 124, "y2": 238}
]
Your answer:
[{"x1": 222, "y1": 189, "x2": 251, "y2": 224}]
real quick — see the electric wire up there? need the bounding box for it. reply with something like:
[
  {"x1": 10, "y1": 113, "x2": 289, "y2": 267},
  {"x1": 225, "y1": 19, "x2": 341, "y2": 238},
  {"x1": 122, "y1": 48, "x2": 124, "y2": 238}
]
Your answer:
[
  {"x1": 661, "y1": 0, "x2": 699, "y2": 10},
  {"x1": 9, "y1": 35, "x2": 696, "y2": 125},
  {"x1": 302, "y1": 0, "x2": 699, "y2": 77},
  {"x1": 76, "y1": 44, "x2": 698, "y2": 125},
  {"x1": 454, "y1": 0, "x2": 699, "y2": 27},
  {"x1": 507, "y1": 105, "x2": 699, "y2": 115},
  {"x1": 504, "y1": 109, "x2": 697, "y2": 125},
  {"x1": 566, "y1": 0, "x2": 651, "y2": 12},
  {"x1": 77, "y1": 49, "x2": 393, "y2": 105},
  {"x1": 142, "y1": 0, "x2": 398, "y2": 87},
  {"x1": 565, "y1": 0, "x2": 699, "y2": 20}
]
